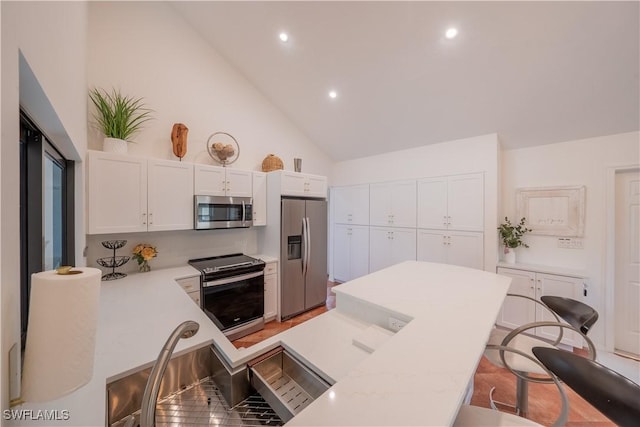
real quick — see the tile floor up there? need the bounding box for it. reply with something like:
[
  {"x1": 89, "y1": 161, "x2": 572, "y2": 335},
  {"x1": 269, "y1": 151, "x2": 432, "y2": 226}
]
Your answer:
[{"x1": 232, "y1": 281, "x2": 618, "y2": 426}]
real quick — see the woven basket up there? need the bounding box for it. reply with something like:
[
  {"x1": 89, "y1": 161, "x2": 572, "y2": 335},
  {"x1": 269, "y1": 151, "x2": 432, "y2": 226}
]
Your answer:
[{"x1": 262, "y1": 154, "x2": 284, "y2": 172}]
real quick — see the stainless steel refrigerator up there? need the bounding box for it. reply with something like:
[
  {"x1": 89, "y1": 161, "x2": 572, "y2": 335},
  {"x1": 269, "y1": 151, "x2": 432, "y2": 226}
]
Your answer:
[{"x1": 280, "y1": 198, "x2": 328, "y2": 320}]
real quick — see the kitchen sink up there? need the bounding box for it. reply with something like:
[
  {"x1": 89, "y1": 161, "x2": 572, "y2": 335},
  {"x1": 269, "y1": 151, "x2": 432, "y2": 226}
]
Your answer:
[
  {"x1": 107, "y1": 345, "x2": 283, "y2": 427},
  {"x1": 249, "y1": 347, "x2": 331, "y2": 423}
]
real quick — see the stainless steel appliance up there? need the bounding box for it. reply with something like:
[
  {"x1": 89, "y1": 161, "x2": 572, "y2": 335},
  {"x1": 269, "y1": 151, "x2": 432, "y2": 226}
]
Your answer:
[
  {"x1": 189, "y1": 254, "x2": 265, "y2": 340},
  {"x1": 280, "y1": 198, "x2": 328, "y2": 320},
  {"x1": 194, "y1": 195, "x2": 253, "y2": 230}
]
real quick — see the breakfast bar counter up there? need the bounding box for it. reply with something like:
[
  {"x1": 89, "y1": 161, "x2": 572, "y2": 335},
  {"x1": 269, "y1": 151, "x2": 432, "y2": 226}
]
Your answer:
[{"x1": 9, "y1": 261, "x2": 509, "y2": 426}]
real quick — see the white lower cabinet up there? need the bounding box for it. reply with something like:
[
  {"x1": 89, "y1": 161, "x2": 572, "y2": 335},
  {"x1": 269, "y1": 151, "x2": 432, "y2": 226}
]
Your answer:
[
  {"x1": 417, "y1": 229, "x2": 483, "y2": 270},
  {"x1": 333, "y1": 224, "x2": 369, "y2": 282},
  {"x1": 496, "y1": 267, "x2": 585, "y2": 347},
  {"x1": 264, "y1": 261, "x2": 278, "y2": 321},
  {"x1": 176, "y1": 276, "x2": 201, "y2": 307},
  {"x1": 369, "y1": 227, "x2": 416, "y2": 273}
]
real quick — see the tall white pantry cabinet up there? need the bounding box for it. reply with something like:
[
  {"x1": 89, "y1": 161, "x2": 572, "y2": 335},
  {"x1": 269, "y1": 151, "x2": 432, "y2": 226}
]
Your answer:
[{"x1": 331, "y1": 172, "x2": 485, "y2": 282}]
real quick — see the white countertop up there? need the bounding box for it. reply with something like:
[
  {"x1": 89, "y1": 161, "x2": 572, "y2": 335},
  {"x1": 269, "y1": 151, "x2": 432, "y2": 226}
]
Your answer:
[{"x1": 10, "y1": 261, "x2": 509, "y2": 427}]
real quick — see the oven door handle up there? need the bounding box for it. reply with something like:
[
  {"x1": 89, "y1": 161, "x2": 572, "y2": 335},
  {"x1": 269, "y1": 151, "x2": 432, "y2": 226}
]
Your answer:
[{"x1": 203, "y1": 271, "x2": 263, "y2": 288}]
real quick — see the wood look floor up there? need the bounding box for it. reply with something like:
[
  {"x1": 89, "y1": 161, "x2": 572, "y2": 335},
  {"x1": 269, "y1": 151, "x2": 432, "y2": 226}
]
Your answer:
[{"x1": 232, "y1": 281, "x2": 614, "y2": 426}]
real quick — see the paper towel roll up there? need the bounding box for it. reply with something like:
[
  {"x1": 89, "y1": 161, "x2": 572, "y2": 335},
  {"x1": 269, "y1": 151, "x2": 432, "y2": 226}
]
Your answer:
[{"x1": 21, "y1": 267, "x2": 101, "y2": 402}]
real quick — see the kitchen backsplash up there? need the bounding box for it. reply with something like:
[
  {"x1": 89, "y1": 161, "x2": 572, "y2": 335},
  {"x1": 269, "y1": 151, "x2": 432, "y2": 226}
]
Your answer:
[{"x1": 86, "y1": 228, "x2": 259, "y2": 274}]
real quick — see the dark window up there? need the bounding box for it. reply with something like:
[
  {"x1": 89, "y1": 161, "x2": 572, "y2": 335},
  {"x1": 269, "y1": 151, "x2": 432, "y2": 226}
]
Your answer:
[{"x1": 20, "y1": 113, "x2": 75, "y2": 347}]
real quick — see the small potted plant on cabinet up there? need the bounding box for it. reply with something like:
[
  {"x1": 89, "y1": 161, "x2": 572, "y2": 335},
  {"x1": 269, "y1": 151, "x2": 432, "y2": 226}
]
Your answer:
[
  {"x1": 89, "y1": 88, "x2": 153, "y2": 154},
  {"x1": 498, "y1": 217, "x2": 532, "y2": 264}
]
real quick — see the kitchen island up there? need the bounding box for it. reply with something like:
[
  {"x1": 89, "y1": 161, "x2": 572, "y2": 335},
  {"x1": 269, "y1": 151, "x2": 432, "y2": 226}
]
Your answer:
[{"x1": 8, "y1": 261, "x2": 509, "y2": 426}]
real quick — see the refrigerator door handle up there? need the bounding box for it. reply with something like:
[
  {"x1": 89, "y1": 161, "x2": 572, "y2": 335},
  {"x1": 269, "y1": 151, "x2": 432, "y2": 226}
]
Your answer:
[
  {"x1": 305, "y1": 217, "x2": 311, "y2": 278},
  {"x1": 301, "y1": 217, "x2": 307, "y2": 276}
]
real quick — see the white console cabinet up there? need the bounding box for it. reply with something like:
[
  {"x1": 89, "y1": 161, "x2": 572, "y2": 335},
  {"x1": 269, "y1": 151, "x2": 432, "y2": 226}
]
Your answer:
[{"x1": 496, "y1": 265, "x2": 586, "y2": 347}]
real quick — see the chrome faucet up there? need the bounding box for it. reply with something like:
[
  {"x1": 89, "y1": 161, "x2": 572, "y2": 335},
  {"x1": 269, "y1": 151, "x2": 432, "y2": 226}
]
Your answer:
[{"x1": 139, "y1": 320, "x2": 200, "y2": 427}]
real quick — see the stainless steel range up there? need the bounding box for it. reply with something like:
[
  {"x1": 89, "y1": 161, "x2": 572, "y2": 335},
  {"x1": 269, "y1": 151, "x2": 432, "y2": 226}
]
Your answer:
[{"x1": 189, "y1": 254, "x2": 265, "y2": 341}]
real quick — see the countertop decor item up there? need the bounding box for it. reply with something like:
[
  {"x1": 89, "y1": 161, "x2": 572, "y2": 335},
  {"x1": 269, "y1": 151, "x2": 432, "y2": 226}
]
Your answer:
[
  {"x1": 21, "y1": 267, "x2": 101, "y2": 402},
  {"x1": 206, "y1": 131, "x2": 239, "y2": 166},
  {"x1": 132, "y1": 243, "x2": 158, "y2": 273},
  {"x1": 97, "y1": 240, "x2": 130, "y2": 280},
  {"x1": 171, "y1": 123, "x2": 188, "y2": 160},
  {"x1": 89, "y1": 87, "x2": 154, "y2": 154},
  {"x1": 498, "y1": 217, "x2": 532, "y2": 263},
  {"x1": 262, "y1": 154, "x2": 283, "y2": 172}
]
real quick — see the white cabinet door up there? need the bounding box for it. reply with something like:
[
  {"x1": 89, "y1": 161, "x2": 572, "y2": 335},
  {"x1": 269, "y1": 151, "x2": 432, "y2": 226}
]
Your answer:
[
  {"x1": 496, "y1": 268, "x2": 536, "y2": 330},
  {"x1": 147, "y1": 159, "x2": 194, "y2": 231},
  {"x1": 448, "y1": 173, "x2": 484, "y2": 231},
  {"x1": 370, "y1": 181, "x2": 416, "y2": 228},
  {"x1": 252, "y1": 172, "x2": 267, "y2": 226},
  {"x1": 536, "y1": 273, "x2": 582, "y2": 346},
  {"x1": 194, "y1": 164, "x2": 226, "y2": 196},
  {"x1": 226, "y1": 169, "x2": 253, "y2": 197},
  {"x1": 417, "y1": 173, "x2": 483, "y2": 232},
  {"x1": 334, "y1": 224, "x2": 370, "y2": 282},
  {"x1": 350, "y1": 226, "x2": 370, "y2": 279},
  {"x1": 264, "y1": 266, "x2": 278, "y2": 321},
  {"x1": 280, "y1": 172, "x2": 307, "y2": 196},
  {"x1": 448, "y1": 231, "x2": 484, "y2": 269},
  {"x1": 306, "y1": 175, "x2": 327, "y2": 198},
  {"x1": 417, "y1": 177, "x2": 448, "y2": 229},
  {"x1": 370, "y1": 227, "x2": 416, "y2": 273},
  {"x1": 333, "y1": 185, "x2": 369, "y2": 225},
  {"x1": 333, "y1": 224, "x2": 352, "y2": 282},
  {"x1": 416, "y1": 230, "x2": 447, "y2": 264},
  {"x1": 87, "y1": 151, "x2": 147, "y2": 234}
]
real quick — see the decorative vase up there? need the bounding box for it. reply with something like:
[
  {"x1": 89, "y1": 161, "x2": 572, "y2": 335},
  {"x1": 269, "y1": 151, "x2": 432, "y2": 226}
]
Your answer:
[
  {"x1": 103, "y1": 137, "x2": 128, "y2": 154},
  {"x1": 503, "y1": 248, "x2": 516, "y2": 264},
  {"x1": 138, "y1": 261, "x2": 151, "y2": 273}
]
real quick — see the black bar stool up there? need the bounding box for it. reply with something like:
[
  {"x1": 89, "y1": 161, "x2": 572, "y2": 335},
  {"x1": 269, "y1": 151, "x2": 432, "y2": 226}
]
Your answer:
[{"x1": 533, "y1": 347, "x2": 640, "y2": 426}]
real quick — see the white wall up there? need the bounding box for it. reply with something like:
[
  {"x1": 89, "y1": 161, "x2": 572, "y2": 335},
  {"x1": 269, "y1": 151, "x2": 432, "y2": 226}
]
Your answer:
[
  {"x1": 87, "y1": 1, "x2": 332, "y2": 173},
  {"x1": 501, "y1": 131, "x2": 640, "y2": 349},
  {"x1": 85, "y1": 2, "x2": 333, "y2": 272},
  {"x1": 1, "y1": 0, "x2": 88, "y2": 408},
  {"x1": 331, "y1": 133, "x2": 501, "y2": 274}
]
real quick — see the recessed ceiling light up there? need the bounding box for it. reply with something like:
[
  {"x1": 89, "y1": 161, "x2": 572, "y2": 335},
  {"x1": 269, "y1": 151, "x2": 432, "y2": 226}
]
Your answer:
[
  {"x1": 328, "y1": 90, "x2": 338, "y2": 99},
  {"x1": 445, "y1": 28, "x2": 458, "y2": 39},
  {"x1": 279, "y1": 32, "x2": 289, "y2": 42}
]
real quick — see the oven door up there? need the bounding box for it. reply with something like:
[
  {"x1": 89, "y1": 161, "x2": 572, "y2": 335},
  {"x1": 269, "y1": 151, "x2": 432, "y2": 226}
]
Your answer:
[
  {"x1": 194, "y1": 195, "x2": 253, "y2": 230},
  {"x1": 202, "y1": 270, "x2": 264, "y2": 331}
]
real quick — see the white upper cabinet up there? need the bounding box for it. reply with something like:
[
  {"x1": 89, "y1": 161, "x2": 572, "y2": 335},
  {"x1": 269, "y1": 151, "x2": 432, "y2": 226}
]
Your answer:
[
  {"x1": 87, "y1": 151, "x2": 148, "y2": 234},
  {"x1": 87, "y1": 151, "x2": 193, "y2": 234},
  {"x1": 370, "y1": 180, "x2": 416, "y2": 228},
  {"x1": 271, "y1": 171, "x2": 327, "y2": 198},
  {"x1": 252, "y1": 172, "x2": 267, "y2": 226},
  {"x1": 333, "y1": 185, "x2": 369, "y2": 225},
  {"x1": 194, "y1": 164, "x2": 252, "y2": 197},
  {"x1": 417, "y1": 173, "x2": 483, "y2": 231},
  {"x1": 147, "y1": 159, "x2": 194, "y2": 231}
]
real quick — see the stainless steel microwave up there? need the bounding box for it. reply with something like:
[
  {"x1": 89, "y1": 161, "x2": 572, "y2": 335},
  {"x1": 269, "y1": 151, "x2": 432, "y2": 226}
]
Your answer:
[{"x1": 194, "y1": 195, "x2": 253, "y2": 230}]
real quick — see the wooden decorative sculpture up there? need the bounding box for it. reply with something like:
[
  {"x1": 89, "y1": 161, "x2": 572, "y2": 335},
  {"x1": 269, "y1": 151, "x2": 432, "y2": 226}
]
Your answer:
[{"x1": 171, "y1": 123, "x2": 188, "y2": 159}]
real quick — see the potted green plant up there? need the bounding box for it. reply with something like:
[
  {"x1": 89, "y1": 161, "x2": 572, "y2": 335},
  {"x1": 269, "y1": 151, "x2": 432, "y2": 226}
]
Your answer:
[
  {"x1": 498, "y1": 217, "x2": 532, "y2": 263},
  {"x1": 89, "y1": 88, "x2": 153, "y2": 154}
]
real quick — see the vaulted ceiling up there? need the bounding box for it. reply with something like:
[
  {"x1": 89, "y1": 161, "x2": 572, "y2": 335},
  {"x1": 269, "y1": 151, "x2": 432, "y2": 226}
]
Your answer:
[{"x1": 171, "y1": 1, "x2": 639, "y2": 161}]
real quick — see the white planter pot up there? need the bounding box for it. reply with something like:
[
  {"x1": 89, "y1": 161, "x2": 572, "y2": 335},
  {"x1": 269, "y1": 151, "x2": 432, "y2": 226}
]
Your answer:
[
  {"x1": 103, "y1": 137, "x2": 128, "y2": 154},
  {"x1": 503, "y1": 248, "x2": 516, "y2": 264}
]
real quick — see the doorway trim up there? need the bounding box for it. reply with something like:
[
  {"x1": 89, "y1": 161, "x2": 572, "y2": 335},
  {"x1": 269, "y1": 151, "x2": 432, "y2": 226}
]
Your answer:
[{"x1": 604, "y1": 163, "x2": 640, "y2": 353}]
